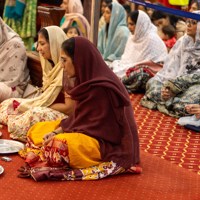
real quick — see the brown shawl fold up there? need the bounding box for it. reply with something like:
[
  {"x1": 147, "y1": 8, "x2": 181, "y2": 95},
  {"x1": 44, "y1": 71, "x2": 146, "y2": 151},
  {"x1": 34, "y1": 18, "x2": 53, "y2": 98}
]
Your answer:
[{"x1": 61, "y1": 37, "x2": 140, "y2": 169}]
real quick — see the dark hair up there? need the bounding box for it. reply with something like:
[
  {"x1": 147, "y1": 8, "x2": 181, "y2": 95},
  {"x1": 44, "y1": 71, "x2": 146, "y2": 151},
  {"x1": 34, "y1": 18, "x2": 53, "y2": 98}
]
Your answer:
[
  {"x1": 123, "y1": 4, "x2": 131, "y2": 15},
  {"x1": 102, "y1": 0, "x2": 112, "y2": 4},
  {"x1": 63, "y1": 26, "x2": 81, "y2": 36},
  {"x1": 151, "y1": 10, "x2": 181, "y2": 28},
  {"x1": 151, "y1": 10, "x2": 168, "y2": 22},
  {"x1": 129, "y1": 10, "x2": 139, "y2": 25},
  {"x1": 105, "y1": 3, "x2": 113, "y2": 36},
  {"x1": 61, "y1": 37, "x2": 75, "y2": 62},
  {"x1": 107, "y1": 3, "x2": 112, "y2": 11},
  {"x1": 162, "y1": 25, "x2": 176, "y2": 39},
  {"x1": 38, "y1": 28, "x2": 49, "y2": 42}
]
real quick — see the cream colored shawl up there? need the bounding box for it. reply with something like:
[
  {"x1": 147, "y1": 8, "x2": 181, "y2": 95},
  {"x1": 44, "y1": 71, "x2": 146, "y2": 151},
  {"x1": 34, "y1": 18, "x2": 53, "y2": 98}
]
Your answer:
[{"x1": 17, "y1": 26, "x2": 67, "y2": 112}]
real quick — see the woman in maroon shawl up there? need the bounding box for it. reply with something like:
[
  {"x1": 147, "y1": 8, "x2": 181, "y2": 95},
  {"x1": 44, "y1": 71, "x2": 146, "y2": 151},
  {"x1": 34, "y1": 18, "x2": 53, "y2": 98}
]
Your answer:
[{"x1": 18, "y1": 37, "x2": 141, "y2": 181}]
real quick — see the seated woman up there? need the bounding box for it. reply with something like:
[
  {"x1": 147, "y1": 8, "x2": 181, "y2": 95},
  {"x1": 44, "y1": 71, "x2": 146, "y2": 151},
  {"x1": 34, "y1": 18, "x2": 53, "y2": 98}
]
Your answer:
[
  {"x1": 0, "y1": 26, "x2": 75, "y2": 141},
  {"x1": 60, "y1": 0, "x2": 90, "y2": 39},
  {"x1": 98, "y1": 1, "x2": 130, "y2": 63},
  {"x1": 141, "y1": 12, "x2": 200, "y2": 118},
  {"x1": 0, "y1": 17, "x2": 29, "y2": 102},
  {"x1": 189, "y1": 0, "x2": 200, "y2": 12},
  {"x1": 151, "y1": 10, "x2": 186, "y2": 40},
  {"x1": 17, "y1": 37, "x2": 141, "y2": 181},
  {"x1": 110, "y1": 10, "x2": 167, "y2": 80}
]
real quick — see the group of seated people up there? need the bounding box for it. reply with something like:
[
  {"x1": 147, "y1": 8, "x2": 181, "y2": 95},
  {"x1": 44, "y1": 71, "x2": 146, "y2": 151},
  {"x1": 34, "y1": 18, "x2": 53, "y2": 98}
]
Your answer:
[
  {"x1": 1, "y1": 0, "x2": 200, "y2": 182},
  {"x1": 97, "y1": 1, "x2": 200, "y2": 131},
  {"x1": 0, "y1": 1, "x2": 142, "y2": 181}
]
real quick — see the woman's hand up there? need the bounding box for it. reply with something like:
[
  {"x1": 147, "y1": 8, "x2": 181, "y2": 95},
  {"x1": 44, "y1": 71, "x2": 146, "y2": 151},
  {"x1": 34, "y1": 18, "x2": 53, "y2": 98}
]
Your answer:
[
  {"x1": 43, "y1": 132, "x2": 56, "y2": 146},
  {"x1": 185, "y1": 104, "x2": 200, "y2": 119},
  {"x1": 161, "y1": 87, "x2": 174, "y2": 101}
]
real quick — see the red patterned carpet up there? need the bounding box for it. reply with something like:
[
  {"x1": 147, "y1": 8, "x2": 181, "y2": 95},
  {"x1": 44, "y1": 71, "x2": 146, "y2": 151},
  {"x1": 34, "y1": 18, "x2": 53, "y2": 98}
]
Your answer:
[
  {"x1": 0, "y1": 94, "x2": 200, "y2": 200},
  {"x1": 130, "y1": 93, "x2": 200, "y2": 175}
]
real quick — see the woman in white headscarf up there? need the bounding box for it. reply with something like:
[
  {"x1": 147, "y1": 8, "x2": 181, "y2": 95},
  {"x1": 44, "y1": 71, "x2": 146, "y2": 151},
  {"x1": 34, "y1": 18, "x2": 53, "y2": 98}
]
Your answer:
[
  {"x1": 141, "y1": 11, "x2": 200, "y2": 117},
  {"x1": 60, "y1": 0, "x2": 90, "y2": 39},
  {"x1": 110, "y1": 10, "x2": 168, "y2": 79},
  {"x1": 0, "y1": 17, "x2": 29, "y2": 102},
  {"x1": 0, "y1": 26, "x2": 74, "y2": 141}
]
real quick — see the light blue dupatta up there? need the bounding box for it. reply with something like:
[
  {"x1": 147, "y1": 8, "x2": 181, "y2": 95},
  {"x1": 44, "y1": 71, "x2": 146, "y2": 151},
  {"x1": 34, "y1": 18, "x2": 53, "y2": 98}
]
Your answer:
[{"x1": 98, "y1": 2, "x2": 130, "y2": 62}]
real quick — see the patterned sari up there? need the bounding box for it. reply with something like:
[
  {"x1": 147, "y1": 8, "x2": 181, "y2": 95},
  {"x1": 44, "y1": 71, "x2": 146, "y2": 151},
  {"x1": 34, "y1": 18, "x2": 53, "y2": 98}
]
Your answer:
[
  {"x1": 19, "y1": 120, "x2": 142, "y2": 181},
  {"x1": 17, "y1": 37, "x2": 142, "y2": 181},
  {"x1": 141, "y1": 12, "x2": 200, "y2": 117},
  {"x1": 3, "y1": 0, "x2": 37, "y2": 50},
  {"x1": 0, "y1": 17, "x2": 29, "y2": 102},
  {"x1": 98, "y1": 2, "x2": 130, "y2": 62}
]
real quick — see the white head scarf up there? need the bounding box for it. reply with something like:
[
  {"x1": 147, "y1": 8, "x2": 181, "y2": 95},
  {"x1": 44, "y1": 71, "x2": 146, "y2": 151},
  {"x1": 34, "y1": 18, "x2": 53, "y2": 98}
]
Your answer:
[
  {"x1": 155, "y1": 10, "x2": 200, "y2": 82},
  {"x1": 0, "y1": 17, "x2": 17, "y2": 47},
  {"x1": 122, "y1": 10, "x2": 167, "y2": 63},
  {"x1": 111, "y1": 10, "x2": 167, "y2": 78},
  {"x1": 0, "y1": 17, "x2": 29, "y2": 89}
]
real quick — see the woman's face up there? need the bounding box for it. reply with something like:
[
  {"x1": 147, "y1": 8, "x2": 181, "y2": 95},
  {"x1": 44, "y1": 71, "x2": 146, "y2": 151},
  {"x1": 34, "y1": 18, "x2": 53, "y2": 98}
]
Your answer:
[
  {"x1": 186, "y1": 19, "x2": 198, "y2": 39},
  {"x1": 189, "y1": 2, "x2": 198, "y2": 12},
  {"x1": 60, "y1": 0, "x2": 69, "y2": 13},
  {"x1": 60, "y1": 48, "x2": 75, "y2": 78},
  {"x1": 103, "y1": 7, "x2": 111, "y2": 24},
  {"x1": 67, "y1": 28, "x2": 79, "y2": 38},
  {"x1": 37, "y1": 33, "x2": 51, "y2": 60},
  {"x1": 127, "y1": 17, "x2": 136, "y2": 35}
]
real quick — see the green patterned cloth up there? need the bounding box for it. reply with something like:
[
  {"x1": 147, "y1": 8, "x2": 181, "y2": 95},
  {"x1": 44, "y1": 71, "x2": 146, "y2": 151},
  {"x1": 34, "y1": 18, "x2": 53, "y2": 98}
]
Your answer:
[
  {"x1": 3, "y1": 0, "x2": 37, "y2": 50},
  {"x1": 141, "y1": 73, "x2": 200, "y2": 118}
]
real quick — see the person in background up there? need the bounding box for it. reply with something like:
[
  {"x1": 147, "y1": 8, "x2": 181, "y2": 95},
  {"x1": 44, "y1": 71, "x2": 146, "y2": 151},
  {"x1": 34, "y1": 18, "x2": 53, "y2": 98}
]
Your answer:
[
  {"x1": 141, "y1": 11, "x2": 200, "y2": 118},
  {"x1": 98, "y1": 1, "x2": 129, "y2": 63},
  {"x1": 161, "y1": 24, "x2": 177, "y2": 51},
  {"x1": 3, "y1": 0, "x2": 37, "y2": 50},
  {"x1": 63, "y1": 26, "x2": 80, "y2": 38},
  {"x1": 0, "y1": 26, "x2": 74, "y2": 142},
  {"x1": 110, "y1": 10, "x2": 167, "y2": 79},
  {"x1": 177, "y1": 104, "x2": 200, "y2": 131},
  {"x1": 60, "y1": 0, "x2": 90, "y2": 39},
  {"x1": 17, "y1": 37, "x2": 141, "y2": 181},
  {"x1": 0, "y1": 17, "x2": 29, "y2": 102},
  {"x1": 151, "y1": 10, "x2": 186, "y2": 40},
  {"x1": 99, "y1": 0, "x2": 113, "y2": 31},
  {"x1": 189, "y1": 0, "x2": 200, "y2": 12}
]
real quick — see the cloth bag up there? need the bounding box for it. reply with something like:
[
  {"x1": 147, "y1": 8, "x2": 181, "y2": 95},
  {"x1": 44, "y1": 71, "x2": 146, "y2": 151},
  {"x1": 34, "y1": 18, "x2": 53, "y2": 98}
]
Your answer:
[{"x1": 122, "y1": 66, "x2": 152, "y2": 93}]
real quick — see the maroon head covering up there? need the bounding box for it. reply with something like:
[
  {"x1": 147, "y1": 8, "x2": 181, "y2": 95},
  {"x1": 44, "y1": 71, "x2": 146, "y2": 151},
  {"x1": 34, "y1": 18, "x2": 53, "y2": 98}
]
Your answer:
[{"x1": 61, "y1": 37, "x2": 140, "y2": 169}]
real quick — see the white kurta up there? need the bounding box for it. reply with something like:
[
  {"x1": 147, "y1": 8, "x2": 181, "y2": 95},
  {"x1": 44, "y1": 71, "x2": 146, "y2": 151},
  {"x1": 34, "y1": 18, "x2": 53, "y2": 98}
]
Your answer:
[{"x1": 110, "y1": 10, "x2": 168, "y2": 78}]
